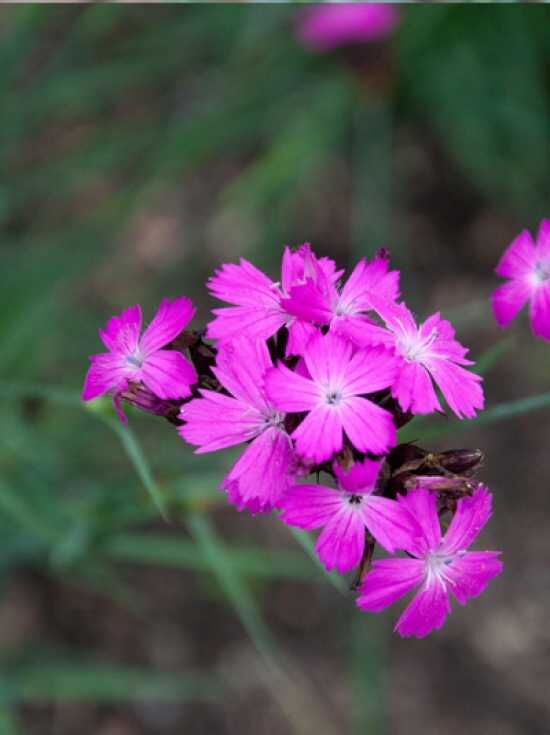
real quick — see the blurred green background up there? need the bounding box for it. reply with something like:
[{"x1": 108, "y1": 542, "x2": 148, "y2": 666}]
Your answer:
[{"x1": 1, "y1": 4, "x2": 550, "y2": 734}]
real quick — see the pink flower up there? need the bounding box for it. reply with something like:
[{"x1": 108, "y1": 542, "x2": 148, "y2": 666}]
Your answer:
[
  {"x1": 206, "y1": 243, "x2": 341, "y2": 355},
  {"x1": 296, "y1": 4, "x2": 400, "y2": 53},
  {"x1": 179, "y1": 338, "x2": 295, "y2": 513},
  {"x1": 265, "y1": 332, "x2": 397, "y2": 463},
  {"x1": 356, "y1": 486, "x2": 503, "y2": 638},
  {"x1": 340, "y1": 299, "x2": 484, "y2": 419},
  {"x1": 280, "y1": 459, "x2": 417, "y2": 574},
  {"x1": 281, "y1": 249, "x2": 400, "y2": 338},
  {"x1": 82, "y1": 298, "x2": 197, "y2": 407},
  {"x1": 492, "y1": 219, "x2": 550, "y2": 341}
]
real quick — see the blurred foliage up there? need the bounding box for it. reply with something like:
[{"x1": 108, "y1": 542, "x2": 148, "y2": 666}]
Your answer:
[{"x1": 0, "y1": 4, "x2": 549, "y2": 730}]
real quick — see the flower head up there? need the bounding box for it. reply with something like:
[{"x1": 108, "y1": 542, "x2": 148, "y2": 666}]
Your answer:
[
  {"x1": 282, "y1": 249, "x2": 400, "y2": 336},
  {"x1": 492, "y1": 219, "x2": 550, "y2": 341},
  {"x1": 340, "y1": 299, "x2": 484, "y2": 419},
  {"x1": 280, "y1": 458, "x2": 417, "y2": 574},
  {"x1": 179, "y1": 338, "x2": 295, "y2": 513},
  {"x1": 82, "y1": 298, "x2": 197, "y2": 410},
  {"x1": 356, "y1": 486, "x2": 502, "y2": 638},
  {"x1": 265, "y1": 331, "x2": 397, "y2": 463},
  {"x1": 296, "y1": 4, "x2": 400, "y2": 53},
  {"x1": 206, "y1": 243, "x2": 340, "y2": 355}
]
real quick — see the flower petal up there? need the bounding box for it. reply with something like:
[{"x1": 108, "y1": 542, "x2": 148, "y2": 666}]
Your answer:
[
  {"x1": 279, "y1": 483, "x2": 345, "y2": 530},
  {"x1": 81, "y1": 353, "x2": 130, "y2": 401},
  {"x1": 445, "y1": 551, "x2": 503, "y2": 605},
  {"x1": 356, "y1": 558, "x2": 425, "y2": 613},
  {"x1": 392, "y1": 360, "x2": 442, "y2": 415},
  {"x1": 213, "y1": 339, "x2": 272, "y2": 410},
  {"x1": 491, "y1": 280, "x2": 530, "y2": 328},
  {"x1": 291, "y1": 406, "x2": 343, "y2": 463},
  {"x1": 529, "y1": 282, "x2": 550, "y2": 341},
  {"x1": 398, "y1": 488, "x2": 440, "y2": 555},
  {"x1": 179, "y1": 391, "x2": 263, "y2": 452},
  {"x1": 442, "y1": 485, "x2": 493, "y2": 554},
  {"x1": 221, "y1": 427, "x2": 294, "y2": 512},
  {"x1": 361, "y1": 496, "x2": 419, "y2": 554},
  {"x1": 264, "y1": 363, "x2": 321, "y2": 413},
  {"x1": 424, "y1": 358, "x2": 484, "y2": 419},
  {"x1": 140, "y1": 297, "x2": 195, "y2": 355},
  {"x1": 395, "y1": 579, "x2": 451, "y2": 638},
  {"x1": 99, "y1": 305, "x2": 142, "y2": 355},
  {"x1": 315, "y1": 505, "x2": 365, "y2": 574},
  {"x1": 140, "y1": 350, "x2": 197, "y2": 400},
  {"x1": 339, "y1": 396, "x2": 396, "y2": 456},
  {"x1": 495, "y1": 229, "x2": 537, "y2": 279}
]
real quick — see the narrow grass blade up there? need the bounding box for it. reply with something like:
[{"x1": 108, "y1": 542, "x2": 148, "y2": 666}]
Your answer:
[
  {"x1": 0, "y1": 480, "x2": 57, "y2": 543},
  {"x1": 350, "y1": 615, "x2": 388, "y2": 735},
  {"x1": 104, "y1": 417, "x2": 168, "y2": 520},
  {"x1": 186, "y1": 513, "x2": 277, "y2": 662},
  {"x1": 0, "y1": 660, "x2": 221, "y2": 704},
  {"x1": 287, "y1": 527, "x2": 348, "y2": 595},
  {"x1": 106, "y1": 532, "x2": 316, "y2": 582},
  {"x1": 473, "y1": 336, "x2": 515, "y2": 375}
]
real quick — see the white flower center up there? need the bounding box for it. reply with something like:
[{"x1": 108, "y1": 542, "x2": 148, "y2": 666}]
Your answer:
[
  {"x1": 400, "y1": 328, "x2": 438, "y2": 363},
  {"x1": 532, "y1": 261, "x2": 550, "y2": 286},
  {"x1": 425, "y1": 547, "x2": 464, "y2": 585},
  {"x1": 263, "y1": 409, "x2": 285, "y2": 429},
  {"x1": 126, "y1": 349, "x2": 144, "y2": 368},
  {"x1": 325, "y1": 389, "x2": 344, "y2": 406}
]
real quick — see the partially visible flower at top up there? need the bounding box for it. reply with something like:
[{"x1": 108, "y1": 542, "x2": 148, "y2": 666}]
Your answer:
[
  {"x1": 339, "y1": 299, "x2": 484, "y2": 419},
  {"x1": 280, "y1": 458, "x2": 417, "y2": 574},
  {"x1": 82, "y1": 297, "x2": 197, "y2": 411},
  {"x1": 179, "y1": 338, "x2": 295, "y2": 514},
  {"x1": 265, "y1": 331, "x2": 397, "y2": 463},
  {"x1": 296, "y1": 3, "x2": 400, "y2": 54},
  {"x1": 205, "y1": 243, "x2": 341, "y2": 355},
  {"x1": 356, "y1": 486, "x2": 502, "y2": 638},
  {"x1": 492, "y1": 219, "x2": 550, "y2": 341}
]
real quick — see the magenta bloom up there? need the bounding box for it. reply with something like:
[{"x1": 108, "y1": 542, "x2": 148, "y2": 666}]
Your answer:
[
  {"x1": 179, "y1": 338, "x2": 294, "y2": 513},
  {"x1": 280, "y1": 459, "x2": 417, "y2": 574},
  {"x1": 82, "y1": 298, "x2": 197, "y2": 406},
  {"x1": 282, "y1": 249, "x2": 400, "y2": 337},
  {"x1": 206, "y1": 243, "x2": 340, "y2": 355},
  {"x1": 341, "y1": 299, "x2": 484, "y2": 419},
  {"x1": 265, "y1": 332, "x2": 397, "y2": 463},
  {"x1": 296, "y1": 4, "x2": 400, "y2": 53},
  {"x1": 492, "y1": 220, "x2": 550, "y2": 341},
  {"x1": 357, "y1": 486, "x2": 502, "y2": 638}
]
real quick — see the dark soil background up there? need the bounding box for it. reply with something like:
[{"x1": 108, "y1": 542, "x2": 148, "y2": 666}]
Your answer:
[{"x1": 1, "y1": 5, "x2": 549, "y2": 734}]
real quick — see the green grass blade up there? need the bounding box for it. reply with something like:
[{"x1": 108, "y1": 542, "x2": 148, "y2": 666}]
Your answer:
[
  {"x1": 103, "y1": 417, "x2": 168, "y2": 520},
  {"x1": 474, "y1": 336, "x2": 516, "y2": 375},
  {"x1": 105, "y1": 532, "x2": 316, "y2": 582},
  {"x1": 287, "y1": 527, "x2": 348, "y2": 595},
  {"x1": 350, "y1": 615, "x2": 388, "y2": 735},
  {"x1": 186, "y1": 513, "x2": 277, "y2": 662},
  {"x1": 0, "y1": 480, "x2": 58, "y2": 543},
  {"x1": 0, "y1": 660, "x2": 221, "y2": 704}
]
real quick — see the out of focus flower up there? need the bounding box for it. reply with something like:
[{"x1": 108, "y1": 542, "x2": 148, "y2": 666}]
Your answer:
[
  {"x1": 296, "y1": 3, "x2": 400, "y2": 54},
  {"x1": 340, "y1": 299, "x2": 484, "y2": 419},
  {"x1": 179, "y1": 338, "x2": 295, "y2": 513},
  {"x1": 492, "y1": 219, "x2": 550, "y2": 341},
  {"x1": 82, "y1": 298, "x2": 197, "y2": 406},
  {"x1": 357, "y1": 486, "x2": 502, "y2": 638},
  {"x1": 280, "y1": 458, "x2": 416, "y2": 573},
  {"x1": 265, "y1": 331, "x2": 397, "y2": 462}
]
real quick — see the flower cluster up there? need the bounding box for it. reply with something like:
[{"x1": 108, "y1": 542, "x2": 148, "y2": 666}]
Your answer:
[{"x1": 83, "y1": 244, "x2": 502, "y2": 638}]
